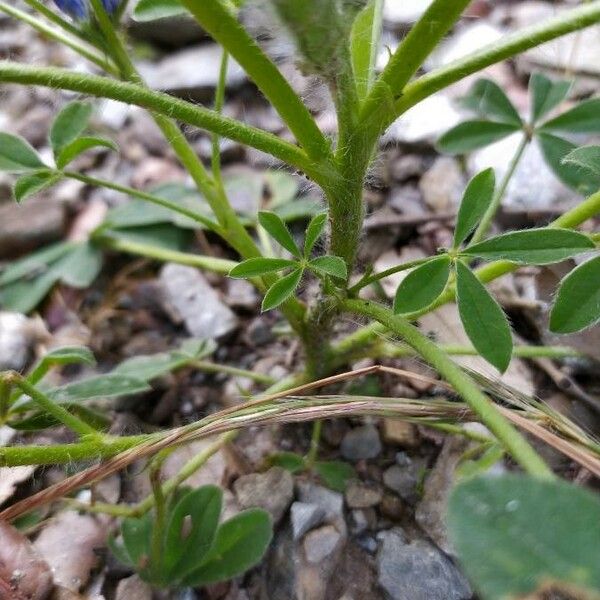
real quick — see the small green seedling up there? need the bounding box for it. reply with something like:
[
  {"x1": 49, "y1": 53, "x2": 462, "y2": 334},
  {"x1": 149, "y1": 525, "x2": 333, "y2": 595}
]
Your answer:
[{"x1": 110, "y1": 485, "x2": 272, "y2": 588}]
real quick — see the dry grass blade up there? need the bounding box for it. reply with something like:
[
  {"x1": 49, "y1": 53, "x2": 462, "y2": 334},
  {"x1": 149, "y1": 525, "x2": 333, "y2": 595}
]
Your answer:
[{"x1": 2, "y1": 365, "x2": 599, "y2": 521}]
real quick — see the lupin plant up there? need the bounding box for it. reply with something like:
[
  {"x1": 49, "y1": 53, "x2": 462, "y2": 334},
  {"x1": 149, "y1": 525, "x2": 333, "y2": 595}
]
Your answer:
[{"x1": 0, "y1": 0, "x2": 600, "y2": 596}]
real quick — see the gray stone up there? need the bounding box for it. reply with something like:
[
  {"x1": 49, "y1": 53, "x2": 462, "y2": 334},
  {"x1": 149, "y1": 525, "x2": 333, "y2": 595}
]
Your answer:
[
  {"x1": 159, "y1": 263, "x2": 238, "y2": 339},
  {"x1": 420, "y1": 157, "x2": 466, "y2": 213},
  {"x1": 0, "y1": 313, "x2": 46, "y2": 371},
  {"x1": 137, "y1": 44, "x2": 246, "y2": 100},
  {"x1": 0, "y1": 198, "x2": 66, "y2": 258},
  {"x1": 415, "y1": 436, "x2": 471, "y2": 555},
  {"x1": 345, "y1": 481, "x2": 383, "y2": 509},
  {"x1": 115, "y1": 575, "x2": 152, "y2": 600},
  {"x1": 383, "y1": 95, "x2": 461, "y2": 145},
  {"x1": 234, "y1": 467, "x2": 294, "y2": 524},
  {"x1": 296, "y1": 481, "x2": 344, "y2": 521},
  {"x1": 383, "y1": 0, "x2": 432, "y2": 25},
  {"x1": 291, "y1": 502, "x2": 326, "y2": 540},
  {"x1": 382, "y1": 454, "x2": 427, "y2": 505},
  {"x1": 128, "y1": 14, "x2": 204, "y2": 48},
  {"x1": 469, "y1": 135, "x2": 580, "y2": 211},
  {"x1": 340, "y1": 424, "x2": 382, "y2": 462},
  {"x1": 377, "y1": 529, "x2": 471, "y2": 600},
  {"x1": 303, "y1": 525, "x2": 343, "y2": 564}
]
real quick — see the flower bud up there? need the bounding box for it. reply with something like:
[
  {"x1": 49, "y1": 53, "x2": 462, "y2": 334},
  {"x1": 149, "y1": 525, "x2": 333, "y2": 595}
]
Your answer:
[{"x1": 53, "y1": 0, "x2": 119, "y2": 20}]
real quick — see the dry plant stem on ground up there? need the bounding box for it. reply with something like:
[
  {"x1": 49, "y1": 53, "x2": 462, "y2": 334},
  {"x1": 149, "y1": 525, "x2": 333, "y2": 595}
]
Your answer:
[{"x1": 1, "y1": 0, "x2": 600, "y2": 523}]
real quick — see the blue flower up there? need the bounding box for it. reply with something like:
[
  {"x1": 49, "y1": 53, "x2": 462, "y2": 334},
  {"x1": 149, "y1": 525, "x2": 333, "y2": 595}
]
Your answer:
[{"x1": 53, "y1": 0, "x2": 119, "y2": 20}]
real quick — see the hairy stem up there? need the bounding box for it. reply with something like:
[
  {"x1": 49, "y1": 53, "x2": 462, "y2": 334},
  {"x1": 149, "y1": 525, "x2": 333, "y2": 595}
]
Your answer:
[{"x1": 342, "y1": 299, "x2": 553, "y2": 479}]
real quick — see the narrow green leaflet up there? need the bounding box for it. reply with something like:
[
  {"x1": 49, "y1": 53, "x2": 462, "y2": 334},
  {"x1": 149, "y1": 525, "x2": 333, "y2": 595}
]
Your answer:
[
  {"x1": 49, "y1": 101, "x2": 93, "y2": 154},
  {"x1": 164, "y1": 486, "x2": 222, "y2": 581},
  {"x1": 351, "y1": 0, "x2": 383, "y2": 101},
  {"x1": 463, "y1": 228, "x2": 594, "y2": 265},
  {"x1": 455, "y1": 261, "x2": 512, "y2": 373},
  {"x1": 0, "y1": 132, "x2": 46, "y2": 172},
  {"x1": 35, "y1": 346, "x2": 96, "y2": 368},
  {"x1": 268, "y1": 451, "x2": 306, "y2": 473},
  {"x1": 393, "y1": 256, "x2": 451, "y2": 314},
  {"x1": 309, "y1": 255, "x2": 347, "y2": 279},
  {"x1": 113, "y1": 339, "x2": 214, "y2": 381},
  {"x1": 56, "y1": 136, "x2": 118, "y2": 169},
  {"x1": 121, "y1": 513, "x2": 154, "y2": 574},
  {"x1": 304, "y1": 212, "x2": 327, "y2": 257},
  {"x1": 448, "y1": 474, "x2": 600, "y2": 600},
  {"x1": 314, "y1": 460, "x2": 355, "y2": 492},
  {"x1": 529, "y1": 73, "x2": 571, "y2": 123},
  {"x1": 181, "y1": 509, "x2": 272, "y2": 586},
  {"x1": 540, "y1": 98, "x2": 600, "y2": 134},
  {"x1": 538, "y1": 132, "x2": 600, "y2": 196},
  {"x1": 0, "y1": 242, "x2": 74, "y2": 286},
  {"x1": 461, "y1": 79, "x2": 522, "y2": 127},
  {"x1": 133, "y1": 0, "x2": 188, "y2": 21},
  {"x1": 258, "y1": 211, "x2": 301, "y2": 257},
  {"x1": 453, "y1": 168, "x2": 496, "y2": 248},
  {"x1": 0, "y1": 270, "x2": 60, "y2": 314},
  {"x1": 55, "y1": 243, "x2": 103, "y2": 288},
  {"x1": 47, "y1": 374, "x2": 151, "y2": 403},
  {"x1": 562, "y1": 145, "x2": 600, "y2": 181},
  {"x1": 14, "y1": 171, "x2": 61, "y2": 202},
  {"x1": 437, "y1": 121, "x2": 519, "y2": 155},
  {"x1": 550, "y1": 256, "x2": 600, "y2": 333},
  {"x1": 229, "y1": 257, "x2": 297, "y2": 279},
  {"x1": 262, "y1": 268, "x2": 303, "y2": 312}
]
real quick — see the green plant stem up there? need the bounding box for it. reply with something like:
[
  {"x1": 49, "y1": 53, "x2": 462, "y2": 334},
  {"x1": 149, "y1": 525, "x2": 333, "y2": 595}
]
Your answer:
[
  {"x1": 21, "y1": 0, "x2": 88, "y2": 42},
  {"x1": 342, "y1": 299, "x2": 553, "y2": 479},
  {"x1": 470, "y1": 133, "x2": 529, "y2": 244},
  {"x1": 180, "y1": 0, "x2": 331, "y2": 161},
  {"x1": 2, "y1": 372, "x2": 99, "y2": 437},
  {"x1": 0, "y1": 64, "x2": 322, "y2": 184},
  {"x1": 349, "y1": 256, "x2": 434, "y2": 295},
  {"x1": 66, "y1": 432, "x2": 237, "y2": 518},
  {"x1": 64, "y1": 171, "x2": 221, "y2": 232},
  {"x1": 0, "y1": 439, "x2": 132, "y2": 467},
  {"x1": 149, "y1": 455, "x2": 167, "y2": 572},
  {"x1": 335, "y1": 189, "x2": 600, "y2": 360},
  {"x1": 212, "y1": 50, "x2": 229, "y2": 185},
  {"x1": 0, "y1": 1, "x2": 118, "y2": 74},
  {"x1": 380, "y1": 343, "x2": 584, "y2": 361},
  {"x1": 96, "y1": 234, "x2": 238, "y2": 275},
  {"x1": 305, "y1": 419, "x2": 322, "y2": 469},
  {"x1": 192, "y1": 361, "x2": 276, "y2": 385},
  {"x1": 376, "y1": 0, "x2": 471, "y2": 97},
  {"x1": 391, "y1": 1, "x2": 600, "y2": 121}
]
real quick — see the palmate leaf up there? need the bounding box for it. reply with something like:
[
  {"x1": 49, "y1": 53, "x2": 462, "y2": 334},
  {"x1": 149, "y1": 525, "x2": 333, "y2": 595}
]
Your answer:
[
  {"x1": 314, "y1": 460, "x2": 355, "y2": 492},
  {"x1": 455, "y1": 261, "x2": 512, "y2": 373},
  {"x1": 529, "y1": 73, "x2": 572, "y2": 123},
  {"x1": 463, "y1": 228, "x2": 594, "y2": 265},
  {"x1": 550, "y1": 256, "x2": 600, "y2": 334},
  {"x1": 461, "y1": 79, "x2": 522, "y2": 127},
  {"x1": 261, "y1": 268, "x2": 303, "y2": 312},
  {"x1": 453, "y1": 168, "x2": 496, "y2": 248},
  {"x1": 393, "y1": 256, "x2": 451, "y2": 314},
  {"x1": 437, "y1": 121, "x2": 519, "y2": 155},
  {"x1": 448, "y1": 474, "x2": 600, "y2": 600}
]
